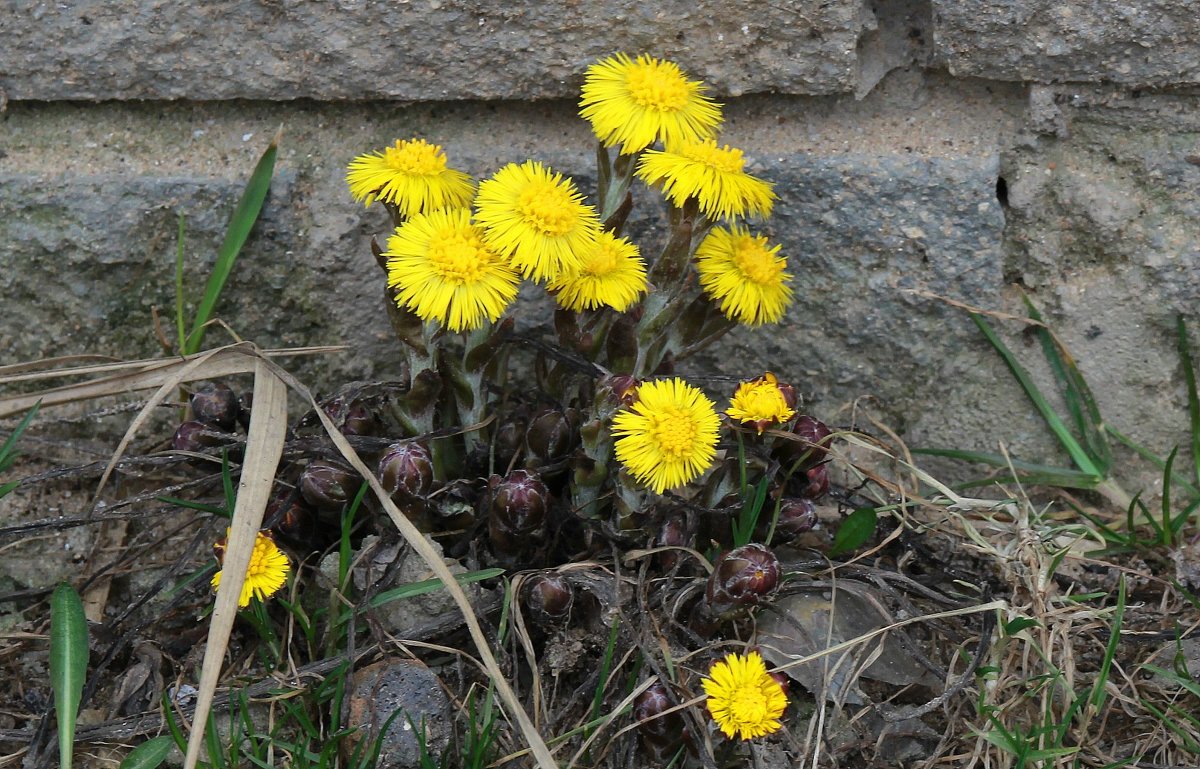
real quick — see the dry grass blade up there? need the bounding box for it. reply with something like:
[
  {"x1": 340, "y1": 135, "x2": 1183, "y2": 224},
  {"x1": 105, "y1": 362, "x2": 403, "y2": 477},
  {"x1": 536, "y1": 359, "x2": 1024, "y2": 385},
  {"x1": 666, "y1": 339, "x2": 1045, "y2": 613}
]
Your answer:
[
  {"x1": 182, "y1": 357, "x2": 288, "y2": 769},
  {"x1": 0, "y1": 343, "x2": 341, "y2": 418},
  {"x1": 253, "y1": 358, "x2": 561, "y2": 769}
]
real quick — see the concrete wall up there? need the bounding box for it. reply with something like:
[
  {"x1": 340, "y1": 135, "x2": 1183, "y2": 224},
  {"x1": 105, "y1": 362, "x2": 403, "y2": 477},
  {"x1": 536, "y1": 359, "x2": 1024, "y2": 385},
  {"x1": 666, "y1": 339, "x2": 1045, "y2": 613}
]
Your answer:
[{"x1": 3, "y1": 0, "x2": 1199, "y2": 474}]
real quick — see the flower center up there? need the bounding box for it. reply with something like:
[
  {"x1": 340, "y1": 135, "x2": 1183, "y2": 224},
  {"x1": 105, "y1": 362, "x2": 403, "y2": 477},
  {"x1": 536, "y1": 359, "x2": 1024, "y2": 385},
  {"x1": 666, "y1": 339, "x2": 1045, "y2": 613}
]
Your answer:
[
  {"x1": 517, "y1": 181, "x2": 579, "y2": 236},
  {"x1": 248, "y1": 541, "x2": 271, "y2": 575},
  {"x1": 428, "y1": 227, "x2": 490, "y2": 283},
  {"x1": 682, "y1": 141, "x2": 745, "y2": 173},
  {"x1": 582, "y1": 242, "x2": 619, "y2": 276},
  {"x1": 742, "y1": 385, "x2": 783, "y2": 414},
  {"x1": 729, "y1": 684, "x2": 771, "y2": 725},
  {"x1": 383, "y1": 140, "x2": 447, "y2": 177},
  {"x1": 626, "y1": 62, "x2": 690, "y2": 112},
  {"x1": 653, "y1": 409, "x2": 698, "y2": 458},
  {"x1": 732, "y1": 238, "x2": 783, "y2": 285}
]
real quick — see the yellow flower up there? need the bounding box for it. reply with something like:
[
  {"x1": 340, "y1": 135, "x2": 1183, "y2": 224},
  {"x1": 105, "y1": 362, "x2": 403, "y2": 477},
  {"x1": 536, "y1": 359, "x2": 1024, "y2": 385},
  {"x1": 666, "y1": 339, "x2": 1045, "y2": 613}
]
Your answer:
[
  {"x1": 474, "y1": 160, "x2": 600, "y2": 283},
  {"x1": 612, "y1": 378, "x2": 720, "y2": 494},
  {"x1": 727, "y1": 373, "x2": 796, "y2": 433},
  {"x1": 695, "y1": 225, "x2": 793, "y2": 326},
  {"x1": 702, "y1": 650, "x2": 788, "y2": 741},
  {"x1": 211, "y1": 530, "x2": 290, "y2": 608},
  {"x1": 384, "y1": 207, "x2": 519, "y2": 332},
  {"x1": 547, "y1": 231, "x2": 647, "y2": 312},
  {"x1": 579, "y1": 53, "x2": 723, "y2": 154},
  {"x1": 346, "y1": 138, "x2": 475, "y2": 215},
  {"x1": 636, "y1": 140, "x2": 774, "y2": 221}
]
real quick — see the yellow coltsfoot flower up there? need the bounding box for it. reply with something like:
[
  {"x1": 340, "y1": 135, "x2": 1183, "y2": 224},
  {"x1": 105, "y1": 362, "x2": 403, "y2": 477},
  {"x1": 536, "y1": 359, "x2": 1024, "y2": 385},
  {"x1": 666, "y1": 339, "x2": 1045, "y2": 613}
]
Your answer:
[
  {"x1": 474, "y1": 160, "x2": 600, "y2": 283},
  {"x1": 579, "y1": 53, "x2": 723, "y2": 154},
  {"x1": 695, "y1": 225, "x2": 793, "y2": 326},
  {"x1": 384, "y1": 207, "x2": 519, "y2": 332},
  {"x1": 547, "y1": 230, "x2": 647, "y2": 312},
  {"x1": 346, "y1": 138, "x2": 474, "y2": 216},
  {"x1": 727, "y1": 372, "x2": 797, "y2": 433},
  {"x1": 636, "y1": 140, "x2": 775, "y2": 221},
  {"x1": 211, "y1": 530, "x2": 290, "y2": 608},
  {"x1": 612, "y1": 378, "x2": 720, "y2": 494},
  {"x1": 702, "y1": 650, "x2": 788, "y2": 741}
]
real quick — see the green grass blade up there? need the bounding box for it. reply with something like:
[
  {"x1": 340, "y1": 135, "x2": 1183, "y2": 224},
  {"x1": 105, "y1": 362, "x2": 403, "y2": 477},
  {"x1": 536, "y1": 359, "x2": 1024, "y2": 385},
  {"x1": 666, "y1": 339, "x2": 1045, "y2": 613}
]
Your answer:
[
  {"x1": 1021, "y1": 295, "x2": 1111, "y2": 474},
  {"x1": 1162, "y1": 447, "x2": 1178, "y2": 546},
  {"x1": 184, "y1": 131, "x2": 280, "y2": 354},
  {"x1": 119, "y1": 735, "x2": 175, "y2": 769},
  {"x1": 913, "y1": 448, "x2": 1100, "y2": 488},
  {"x1": 1089, "y1": 575, "x2": 1124, "y2": 712},
  {"x1": 367, "y1": 568, "x2": 505, "y2": 608},
  {"x1": 0, "y1": 399, "x2": 41, "y2": 474},
  {"x1": 1177, "y1": 316, "x2": 1200, "y2": 489},
  {"x1": 50, "y1": 583, "x2": 89, "y2": 769},
  {"x1": 971, "y1": 313, "x2": 1100, "y2": 477},
  {"x1": 1104, "y1": 426, "x2": 1200, "y2": 499}
]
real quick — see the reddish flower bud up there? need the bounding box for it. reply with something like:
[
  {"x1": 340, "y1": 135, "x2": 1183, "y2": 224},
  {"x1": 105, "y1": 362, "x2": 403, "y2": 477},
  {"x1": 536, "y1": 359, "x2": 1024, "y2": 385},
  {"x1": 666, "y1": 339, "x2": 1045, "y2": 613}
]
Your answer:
[
  {"x1": 634, "y1": 681, "x2": 685, "y2": 759},
  {"x1": 299, "y1": 459, "x2": 359, "y2": 511},
  {"x1": 603, "y1": 374, "x2": 640, "y2": 407},
  {"x1": 777, "y1": 415, "x2": 833, "y2": 471},
  {"x1": 655, "y1": 514, "x2": 689, "y2": 570},
  {"x1": 524, "y1": 574, "x2": 573, "y2": 622},
  {"x1": 378, "y1": 441, "x2": 434, "y2": 499},
  {"x1": 800, "y1": 463, "x2": 830, "y2": 500},
  {"x1": 172, "y1": 420, "x2": 224, "y2": 453},
  {"x1": 488, "y1": 470, "x2": 549, "y2": 559},
  {"x1": 705, "y1": 543, "x2": 781, "y2": 618},
  {"x1": 322, "y1": 396, "x2": 378, "y2": 437},
  {"x1": 265, "y1": 488, "x2": 318, "y2": 548},
  {"x1": 190, "y1": 382, "x2": 240, "y2": 431},
  {"x1": 759, "y1": 498, "x2": 818, "y2": 542}
]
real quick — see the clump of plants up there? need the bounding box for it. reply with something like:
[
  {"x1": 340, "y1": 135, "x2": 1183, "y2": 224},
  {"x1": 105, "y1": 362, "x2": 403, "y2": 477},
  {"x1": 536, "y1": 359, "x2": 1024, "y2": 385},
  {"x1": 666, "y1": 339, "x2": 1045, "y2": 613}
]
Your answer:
[{"x1": 179, "y1": 51, "x2": 844, "y2": 764}]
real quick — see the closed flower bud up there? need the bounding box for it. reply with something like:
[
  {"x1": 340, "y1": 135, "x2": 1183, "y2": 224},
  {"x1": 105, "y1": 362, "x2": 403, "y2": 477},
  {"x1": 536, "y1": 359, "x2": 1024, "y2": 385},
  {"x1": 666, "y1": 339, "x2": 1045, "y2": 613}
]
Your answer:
[
  {"x1": 800, "y1": 463, "x2": 830, "y2": 500},
  {"x1": 777, "y1": 415, "x2": 833, "y2": 471},
  {"x1": 378, "y1": 441, "x2": 434, "y2": 499},
  {"x1": 524, "y1": 574, "x2": 573, "y2": 622},
  {"x1": 603, "y1": 374, "x2": 640, "y2": 407},
  {"x1": 488, "y1": 470, "x2": 549, "y2": 558},
  {"x1": 266, "y1": 488, "x2": 318, "y2": 548},
  {"x1": 634, "y1": 681, "x2": 685, "y2": 759},
  {"x1": 299, "y1": 459, "x2": 359, "y2": 511},
  {"x1": 172, "y1": 420, "x2": 224, "y2": 453},
  {"x1": 655, "y1": 514, "x2": 689, "y2": 570},
  {"x1": 705, "y1": 543, "x2": 781, "y2": 618},
  {"x1": 759, "y1": 498, "x2": 817, "y2": 542},
  {"x1": 322, "y1": 396, "x2": 378, "y2": 437},
  {"x1": 493, "y1": 414, "x2": 528, "y2": 470},
  {"x1": 525, "y1": 409, "x2": 575, "y2": 466},
  {"x1": 190, "y1": 382, "x2": 240, "y2": 431}
]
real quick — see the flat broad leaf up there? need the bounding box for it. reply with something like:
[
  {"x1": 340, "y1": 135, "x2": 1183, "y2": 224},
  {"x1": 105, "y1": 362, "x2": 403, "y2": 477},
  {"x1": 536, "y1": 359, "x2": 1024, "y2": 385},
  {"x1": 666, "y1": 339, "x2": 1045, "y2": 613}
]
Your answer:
[{"x1": 829, "y1": 507, "x2": 877, "y2": 556}]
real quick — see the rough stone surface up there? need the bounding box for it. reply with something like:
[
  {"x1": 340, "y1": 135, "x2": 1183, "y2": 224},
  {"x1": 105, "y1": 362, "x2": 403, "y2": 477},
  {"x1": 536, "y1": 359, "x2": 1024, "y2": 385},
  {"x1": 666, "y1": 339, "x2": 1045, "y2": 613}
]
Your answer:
[
  {"x1": 932, "y1": 1, "x2": 1200, "y2": 86},
  {"x1": 342, "y1": 658, "x2": 452, "y2": 769},
  {"x1": 0, "y1": 0, "x2": 865, "y2": 101}
]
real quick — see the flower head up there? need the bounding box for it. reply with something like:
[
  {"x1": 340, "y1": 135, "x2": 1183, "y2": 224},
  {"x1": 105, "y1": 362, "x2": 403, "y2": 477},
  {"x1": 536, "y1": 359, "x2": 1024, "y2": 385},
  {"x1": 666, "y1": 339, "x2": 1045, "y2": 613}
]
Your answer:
[
  {"x1": 702, "y1": 650, "x2": 788, "y2": 740},
  {"x1": 727, "y1": 372, "x2": 796, "y2": 433},
  {"x1": 636, "y1": 140, "x2": 774, "y2": 220},
  {"x1": 474, "y1": 161, "x2": 600, "y2": 283},
  {"x1": 346, "y1": 138, "x2": 474, "y2": 215},
  {"x1": 384, "y1": 207, "x2": 520, "y2": 332},
  {"x1": 612, "y1": 378, "x2": 720, "y2": 494},
  {"x1": 579, "y1": 53, "x2": 723, "y2": 154},
  {"x1": 211, "y1": 530, "x2": 290, "y2": 608},
  {"x1": 695, "y1": 225, "x2": 793, "y2": 326},
  {"x1": 547, "y1": 230, "x2": 647, "y2": 312}
]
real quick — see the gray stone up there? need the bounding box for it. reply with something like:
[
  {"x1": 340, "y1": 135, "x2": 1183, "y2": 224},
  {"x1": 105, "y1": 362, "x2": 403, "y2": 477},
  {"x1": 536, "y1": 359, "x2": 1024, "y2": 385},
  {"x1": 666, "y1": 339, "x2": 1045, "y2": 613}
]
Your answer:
[
  {"x1": 1, "y1": 1, "x2": 865, "y2": 102},
  {"x1": 342, "y1": 658, "x2": 452, "y2": 769},
  {"x1": 932, "y1": 0, "x2": 1200, "y2": 86}
]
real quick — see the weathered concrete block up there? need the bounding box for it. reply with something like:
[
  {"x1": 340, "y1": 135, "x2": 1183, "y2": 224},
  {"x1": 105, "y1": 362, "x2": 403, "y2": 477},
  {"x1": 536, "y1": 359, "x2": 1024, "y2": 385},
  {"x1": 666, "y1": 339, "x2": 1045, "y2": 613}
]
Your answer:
[
  {"x1": 932, "y1": 0, "x2": 1200, "y2": 86},
  {"x1": 0, "y1": 0, "x2": 865, "y2": 102},
  {"x1": 0, "y1": 172, "x2": 341, "y2": 368}
]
